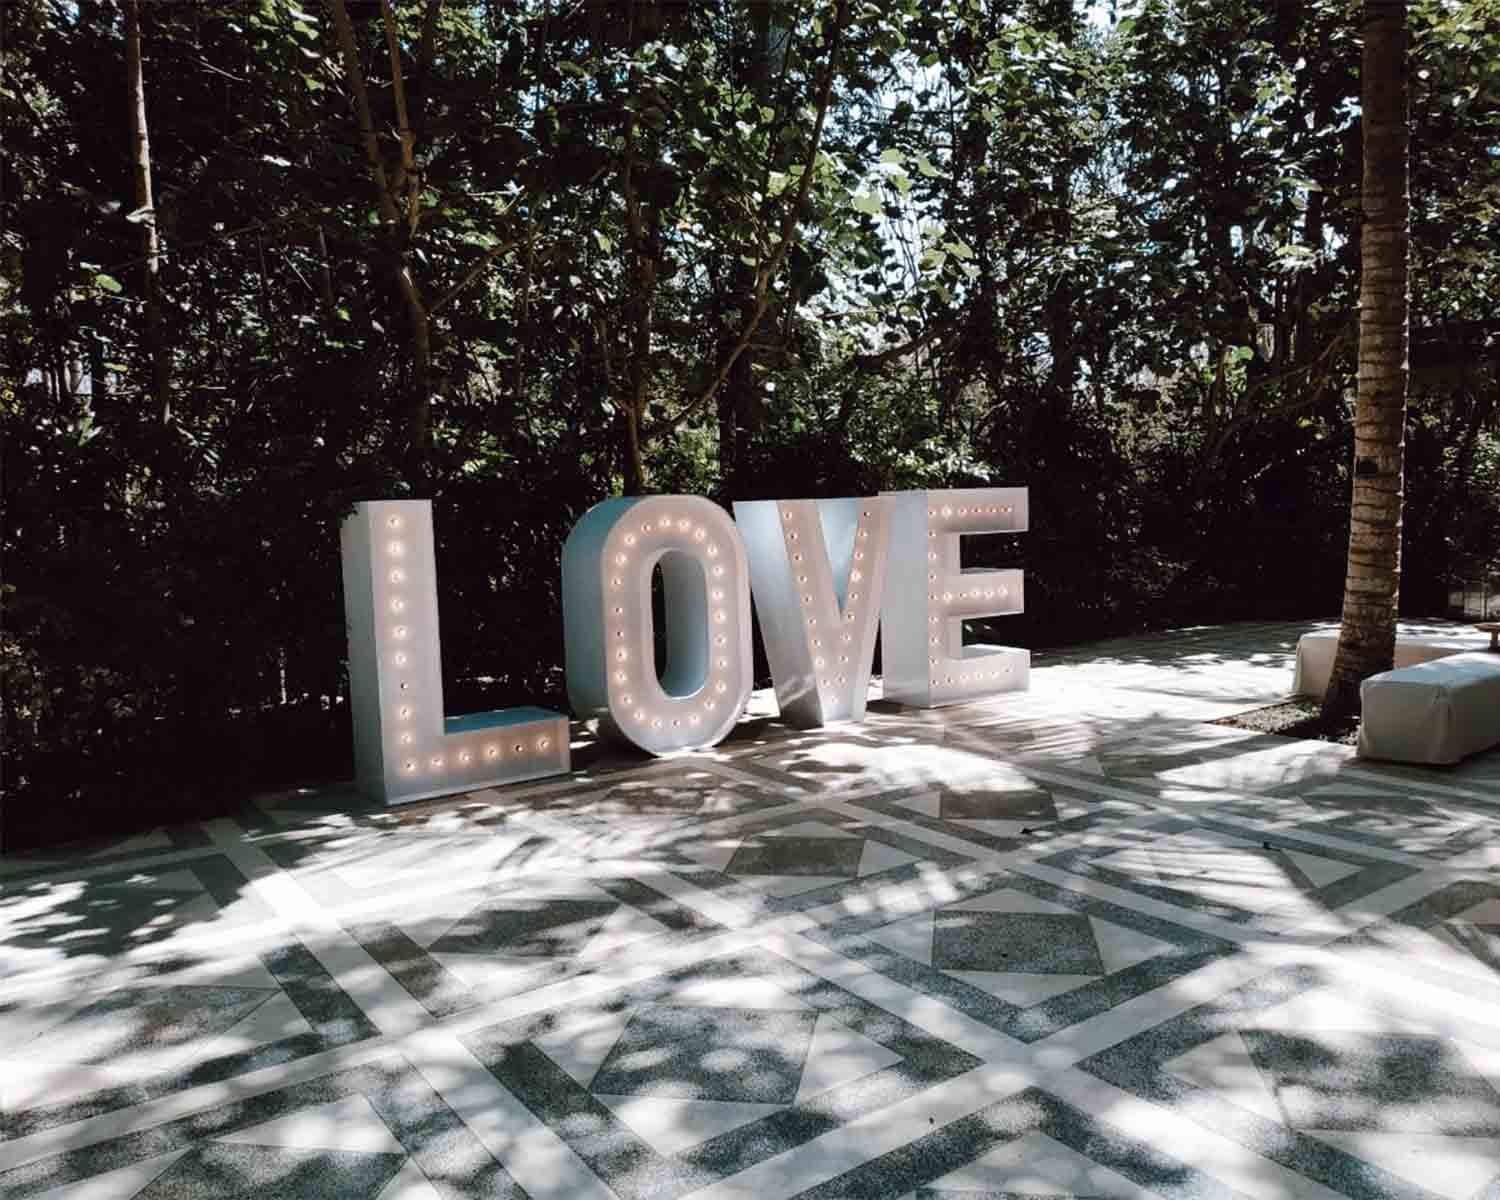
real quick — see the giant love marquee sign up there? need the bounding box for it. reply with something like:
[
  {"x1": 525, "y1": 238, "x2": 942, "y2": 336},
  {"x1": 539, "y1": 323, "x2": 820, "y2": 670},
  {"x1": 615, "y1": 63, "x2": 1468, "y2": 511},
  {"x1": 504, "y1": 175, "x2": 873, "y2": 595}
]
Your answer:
[{"x1": 341, "y1": 488, "x2": 1027, "y2": 804}]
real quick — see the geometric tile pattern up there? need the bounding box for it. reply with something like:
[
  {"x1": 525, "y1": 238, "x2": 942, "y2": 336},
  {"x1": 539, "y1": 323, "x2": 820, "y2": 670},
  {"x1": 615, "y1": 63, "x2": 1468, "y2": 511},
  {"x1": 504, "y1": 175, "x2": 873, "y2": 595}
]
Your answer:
[{"x1": 4, "y1": 619, "x2": 1500, "y2": 1200}]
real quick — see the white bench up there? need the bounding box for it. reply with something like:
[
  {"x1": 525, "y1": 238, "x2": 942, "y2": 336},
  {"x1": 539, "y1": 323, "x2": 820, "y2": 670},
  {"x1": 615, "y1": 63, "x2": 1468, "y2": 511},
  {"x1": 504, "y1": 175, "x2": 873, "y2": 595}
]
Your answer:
[
  {"x1": 1358, "y1": 653, "x2": 1500, "y2": 765},
  {"x1": 1293, "y1": 629, "x2": 1491, "y2": 700}
]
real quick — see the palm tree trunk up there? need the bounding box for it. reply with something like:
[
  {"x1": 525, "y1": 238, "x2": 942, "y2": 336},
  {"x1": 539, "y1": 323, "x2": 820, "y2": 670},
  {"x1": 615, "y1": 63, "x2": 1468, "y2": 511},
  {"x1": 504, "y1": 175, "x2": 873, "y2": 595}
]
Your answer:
[{"x1": 1323, "y1": 0, "x2": 1410, "y2": 718}]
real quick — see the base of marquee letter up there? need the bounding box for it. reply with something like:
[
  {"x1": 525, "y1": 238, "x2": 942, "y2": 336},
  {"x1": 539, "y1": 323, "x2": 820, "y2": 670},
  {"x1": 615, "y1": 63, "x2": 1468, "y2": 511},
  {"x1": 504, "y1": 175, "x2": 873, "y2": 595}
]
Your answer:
[
  {"x1": 883, "y1": 647, "x2": 1030, "y2": 709},
  {"x1": 358, "y1": 709, "x2": 572, "y2": 806}
]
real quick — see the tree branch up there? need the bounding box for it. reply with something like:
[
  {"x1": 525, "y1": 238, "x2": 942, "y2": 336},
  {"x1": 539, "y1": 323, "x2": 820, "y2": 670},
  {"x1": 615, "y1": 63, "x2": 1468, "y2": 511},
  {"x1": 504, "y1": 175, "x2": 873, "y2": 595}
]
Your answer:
[
  {"x1": 380, "y1": 0, "x2": 421, "y2": 237},
  {"x1": 648, "y1": 0, "x2": 850, "y2": 442}
]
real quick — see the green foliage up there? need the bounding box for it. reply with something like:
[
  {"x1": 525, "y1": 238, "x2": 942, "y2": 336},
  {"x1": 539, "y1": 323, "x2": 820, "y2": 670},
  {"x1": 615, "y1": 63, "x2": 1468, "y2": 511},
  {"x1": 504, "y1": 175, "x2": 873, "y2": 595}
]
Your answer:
[{"x1": 2, "y1": 0, "x2": 1497, "y2": 847}]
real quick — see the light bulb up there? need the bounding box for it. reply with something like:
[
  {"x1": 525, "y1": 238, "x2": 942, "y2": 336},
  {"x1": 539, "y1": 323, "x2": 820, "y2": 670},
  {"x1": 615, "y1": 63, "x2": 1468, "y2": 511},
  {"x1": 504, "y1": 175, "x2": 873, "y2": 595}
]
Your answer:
[
  {"x1": 704, "y1": 700, "x2": 717, "y2": 711},
  {"x1": 689, "y1": 714, "x2": 701, "y2": 725},
  {"x1": 622, "y1": 693, "x2": 634, "y2": 705},
  {"x1": 641, "y1": 521, "x2": 653, "y2": 532},
  {"x1": 430, "y1": 756, "x2": 443, "y2": 768},
  {"x1": 693, "y1": 527, "x2": 706, "y2": 541},
  {"x1": 652, "y1": 719, "x2": 662, "y2": 728},
  {"x1": 611, "y1": 576, "x2": 623, "y2": 588},
  {"x1": 404, "y1": 760, "x2": 416, "y2": 772},
  {"x1": 841, "y1": 633, "x2": 851, "y2": 644},
  {"x1": 394, "y1": 653, "x2": 408, "y2": 666},
  {"x1": 614, "y1": 670, "x2": 627, "y2": 683},
  {"x1": 616, "y1": 649, "x2": 628, "y2": 661},
  {"x1": 677, "y1": 518, "x2": 690, "y2": 531},
  {"x1": 399, "y1": 706, "x2": 411, "y2": 719},
  {"x1": 839, "y1": 655, "x2": 848, "y2": 664},
  {"x1": 390, "y1": 569, "x2": 405, "y2": 583},
  {"x1": 625, "y1": 533, "x2": 637, "y2": 546},
  {"x1": 391, "y1": 599, "x2": 405, "y2": 612},
  {"x1": 713, "y1": 566, "x2": 725, "y2": 577},
  {"x1": 399, "y1": 682, "x2": 409, "y2": 691},
  {"x1": 714, "y1": 610, "x2": 726, "y2": 623},
  {"x1": 793, "y1": 553, "x2": 803, "y2": 562},
  {"x1": 854, "y1": 551, "x2": 864, "y2": 560},
  {"x1": 929, "y1": 508, "x2": 937, "y2": 517},
  {"x1": 615, "y1": 553, "x2": 628, "y2": 565},
  {"x1": 634, "y1": 708, "x2": 646, "y2": 720},
  {"x1": 715, "y1": 635, "x2": 726, "y2": 646},
  {"x1": 851, "y1": 571, "x2": 862, "y2": 582},
  {"x1": 717, "y1": 657, "x2": 728, "y2": 668},
  {"x1": 707, "y1": 544, "x2": 720, "y2": 557},
  {"x1": 799, "y1": 575, "x2": 808, "y2": 584},
  {"x1": 862, "y1": 509, "x2": 871, "y2": 517},
  {"x1": 387, "y1": 516, "x2": 401, "y2": 529},
  {"x1": 808, "y1": 618, "x2": 817, "y2": 627},
  {"x1": 803, "y1": 594, "x2": 813, "y2": 606},
  {"x1": 858, "y1": 530, "x2": 868, "y2": 539},
  {"x1": 783, "y1": 509, "x2": 794, "y2": 521},
  {"x1": 714, "y1": 681, "x2": 727, "y2": 693},
  {"x1": 711, "y1": 588, "x2": 725, "y2": 601},
  {"x1": 536, "y1": 738, "x2": 550, "y2": 751},
  {"x1": 614, "y1": 606, "x2": 624, "y2": 615},
  {"x1": 615, "y1": 629, "x2": 625, "y2": 639},
  {"x1": 459, "y1": 751, "x2": 472, "y2": 764},
  {"x1": 789, "y1": 531, "x2": 799, "y2": 540},
  {"x1": 815, "y1": 657, "x2": 826, "y2": 668},
  {"x1": 388, "y1": 541, "x2": 404, "y2": 555},
  {"x1": 486, "y1": 746, "x2": 499, "y2": 759},
  {"x1": 941, "y1": 506, "x2": 953, "y2": 517},
  {"x1": 400, "y1": 732, "x2": 413, "y2": 745},
  {"x1": 812, "y1": 638, "x2": 821, "y2": 647},
  {"x1": 943, "y1": 592, "x2": 953, "y2": 603},
  {"x1": 849, "y1": 592, "x2": 859, "y2": 602}
]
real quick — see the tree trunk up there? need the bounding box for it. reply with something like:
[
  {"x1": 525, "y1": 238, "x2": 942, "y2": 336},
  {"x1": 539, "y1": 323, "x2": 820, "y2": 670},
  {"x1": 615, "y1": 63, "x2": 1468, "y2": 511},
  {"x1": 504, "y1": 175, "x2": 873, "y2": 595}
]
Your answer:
[
  {"x1": 125, "y1": 0, "x2": 169, "y2": 423},
  {"x1": 326, "y1": 0, "x2": 434, "y2": 481},
  {"x1": 1322, "y1": 0, "x2": 1410, "y2": 718}
]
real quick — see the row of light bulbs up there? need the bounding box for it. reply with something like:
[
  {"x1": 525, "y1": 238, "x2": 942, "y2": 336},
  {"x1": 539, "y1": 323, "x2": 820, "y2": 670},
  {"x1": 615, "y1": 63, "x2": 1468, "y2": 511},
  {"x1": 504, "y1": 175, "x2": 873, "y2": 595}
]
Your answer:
[
  {"x1": 929, "y1": 504, "x2": 1017, "y2": 518},
  {"x1": 780, "y1": 504, "x2": 876, "y2": 699},
  {"x1": 382, "y1": 512, "x2": 559, "y2": 775},
  {"x1": 607, "y1": 513, "x2": 733, "y2": 730}
]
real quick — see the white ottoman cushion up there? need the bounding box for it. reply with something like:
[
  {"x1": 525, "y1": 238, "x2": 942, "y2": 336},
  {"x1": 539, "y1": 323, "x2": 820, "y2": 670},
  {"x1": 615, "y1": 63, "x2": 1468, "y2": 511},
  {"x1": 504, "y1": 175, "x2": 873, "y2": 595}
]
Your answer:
[{"x1": 1358, "y1": 653, "x2": 1500, "y2": 765}]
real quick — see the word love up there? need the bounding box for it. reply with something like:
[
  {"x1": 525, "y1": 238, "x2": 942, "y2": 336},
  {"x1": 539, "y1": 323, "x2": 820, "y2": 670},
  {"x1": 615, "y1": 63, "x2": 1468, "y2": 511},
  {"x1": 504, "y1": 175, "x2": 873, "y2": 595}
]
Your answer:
[{"x1": 341, "y1": 489, "x2": 1027, "y2": 804}]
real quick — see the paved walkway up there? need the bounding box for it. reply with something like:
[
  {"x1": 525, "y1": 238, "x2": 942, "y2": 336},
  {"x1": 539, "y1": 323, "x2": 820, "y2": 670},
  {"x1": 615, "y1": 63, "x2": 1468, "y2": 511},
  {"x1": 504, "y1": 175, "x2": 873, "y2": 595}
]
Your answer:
[{"x1": 4, "y1": 620, "x2": 1500, "y2": 1199}]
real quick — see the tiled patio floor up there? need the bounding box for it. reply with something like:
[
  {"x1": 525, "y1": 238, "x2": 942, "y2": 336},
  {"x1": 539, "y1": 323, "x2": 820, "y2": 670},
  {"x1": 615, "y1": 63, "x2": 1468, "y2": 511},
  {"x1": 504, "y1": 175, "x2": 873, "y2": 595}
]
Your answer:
[{"x1": 5, "y1": 619, "x2": 1500, "y2": 1199}]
